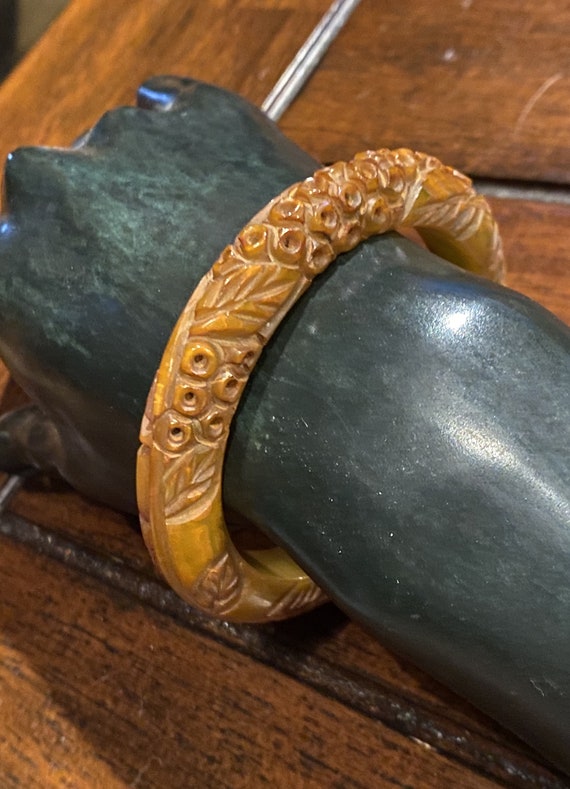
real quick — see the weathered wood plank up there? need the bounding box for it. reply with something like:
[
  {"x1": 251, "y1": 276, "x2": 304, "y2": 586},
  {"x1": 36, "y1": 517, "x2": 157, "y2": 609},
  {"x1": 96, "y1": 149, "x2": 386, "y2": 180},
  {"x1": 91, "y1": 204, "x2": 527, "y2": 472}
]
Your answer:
[
  {"x1": 2, "y1": 499, "x2": 566, "y2": 787},
  {"x1": 1, "y1": 0, "x2": 568, "y2": 185},
  {"x1": 281, "y1": 0, "x2": 570, "y2": 182},
  {"x1": 496, "y1": 199, "x2": 570, "y2": 323},
  {"x1": 0, "y1": 535, "x2": 505, "y2": 788}
]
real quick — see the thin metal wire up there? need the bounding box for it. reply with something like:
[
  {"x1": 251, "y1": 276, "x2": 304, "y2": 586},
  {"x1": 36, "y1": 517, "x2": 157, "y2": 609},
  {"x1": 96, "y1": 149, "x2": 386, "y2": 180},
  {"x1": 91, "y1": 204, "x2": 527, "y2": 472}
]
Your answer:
[
  {"x1": 261, "y1": 0, "x2": 361, "y2": 122},
  {"x1": 0, "y1": 474, "x2": 25, "y2": 513}
]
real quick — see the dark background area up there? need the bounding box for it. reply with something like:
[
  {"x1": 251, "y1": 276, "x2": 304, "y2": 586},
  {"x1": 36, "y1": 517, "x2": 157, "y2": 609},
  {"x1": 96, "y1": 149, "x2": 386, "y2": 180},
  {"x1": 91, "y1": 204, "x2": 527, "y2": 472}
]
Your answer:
[
  {"x1": 0, "y1": 0, "x2": 17, "y2": 79},
  {"x1": 0, "y1": 0, "x2": 67, "y2": 81}
]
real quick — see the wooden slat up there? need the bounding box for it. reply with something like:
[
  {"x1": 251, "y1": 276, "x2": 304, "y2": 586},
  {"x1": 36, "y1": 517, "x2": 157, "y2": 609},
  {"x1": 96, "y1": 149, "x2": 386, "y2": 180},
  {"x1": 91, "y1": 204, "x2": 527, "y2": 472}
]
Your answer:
[
  {"x1": 281, "y1": 0, "x2": 570, "y2": 183},
  {"x1": 0, "y1": 535, "x2": 505, "y2": 789},
  {"x1": 3, "y1": 505, "x2": 566, "y2": 787},
  {"x1": 1, "y1": 0, "x2": 569, "y2": 186},
  {"x1": 497, "y1": 199, "x2": 570, "y2": 324}
]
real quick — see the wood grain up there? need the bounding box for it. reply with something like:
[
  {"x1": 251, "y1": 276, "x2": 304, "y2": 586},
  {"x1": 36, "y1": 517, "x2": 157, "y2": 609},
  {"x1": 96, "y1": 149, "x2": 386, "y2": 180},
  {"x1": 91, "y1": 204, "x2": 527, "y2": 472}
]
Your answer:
[
  {"x1": 0, "y1": 0, "x2": 568, "y2": 786},
  {"x1": 497, "y1": 199, "x2": 570, "y2": 323},
  {"x1": 3, "y1": 505, "x2": 567, "y2": 788},
  {"x1": 281, "y1": 0, "x2": 570, "y2": 183},
  {"x1": 0, "y1": 535, "x2": 505, "y2": 789},
  {"x1": 0, "y1": 0, "x2": 568, "y2": 185}
]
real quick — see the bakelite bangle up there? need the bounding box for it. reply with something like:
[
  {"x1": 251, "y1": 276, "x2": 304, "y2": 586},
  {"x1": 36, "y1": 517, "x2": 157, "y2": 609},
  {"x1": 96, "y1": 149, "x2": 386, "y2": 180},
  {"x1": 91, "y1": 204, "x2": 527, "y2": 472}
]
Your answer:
[{"x1": 136, "y1": 148, "x2": 504, "y2": 623}]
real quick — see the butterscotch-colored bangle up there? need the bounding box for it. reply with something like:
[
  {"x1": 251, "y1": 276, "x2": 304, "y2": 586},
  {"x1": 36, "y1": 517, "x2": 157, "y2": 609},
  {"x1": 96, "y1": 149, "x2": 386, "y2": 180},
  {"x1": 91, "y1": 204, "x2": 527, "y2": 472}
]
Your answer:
[{"x1": 136, "y1": 148, "x2": 504, "y2": 623}]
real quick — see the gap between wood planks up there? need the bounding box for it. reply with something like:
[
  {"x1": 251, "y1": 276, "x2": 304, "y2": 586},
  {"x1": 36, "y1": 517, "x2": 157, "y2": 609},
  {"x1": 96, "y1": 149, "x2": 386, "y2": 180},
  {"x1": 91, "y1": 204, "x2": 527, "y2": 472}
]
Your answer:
[
  {"x1": 0, "y1": 508, "x2": 567, "y2": 788},
  {"x1": 473, "y1": 179, "x2": 570, "y2": 206}
]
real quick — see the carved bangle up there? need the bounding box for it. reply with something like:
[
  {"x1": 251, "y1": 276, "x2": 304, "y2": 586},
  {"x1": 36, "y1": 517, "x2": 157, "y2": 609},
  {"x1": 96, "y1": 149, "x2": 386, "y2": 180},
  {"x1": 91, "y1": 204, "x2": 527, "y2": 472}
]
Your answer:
[{"x1": 136, "y1": 148, "x2": 504, "y2": 623}]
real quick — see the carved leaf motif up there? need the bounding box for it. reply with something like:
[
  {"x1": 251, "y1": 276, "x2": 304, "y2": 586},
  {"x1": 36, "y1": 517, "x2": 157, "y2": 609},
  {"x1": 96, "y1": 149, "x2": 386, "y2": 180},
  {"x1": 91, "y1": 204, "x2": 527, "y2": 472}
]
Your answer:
[
  {"x1": 266, "y1": 582, "x2": 326, "y2": 620},
  {"x1": 416, "y1": 195, "x2": 482, "y2": 238},
  {"x1": 192, "y1": 264, "x2": 299, "y2": 337},
  {"x1": 453, "y1": 206, "x2": 483, "y2": 239},
  {"x1": 163, "y1": 443, "x2": 218, "y2": 519},
  {"x1": 192, "y1": 552, "x2": 242, "y2": 615}
]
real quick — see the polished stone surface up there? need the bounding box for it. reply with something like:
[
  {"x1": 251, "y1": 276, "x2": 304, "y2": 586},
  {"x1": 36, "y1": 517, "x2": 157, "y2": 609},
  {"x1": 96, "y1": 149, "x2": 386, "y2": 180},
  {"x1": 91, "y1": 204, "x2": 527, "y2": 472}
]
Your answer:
[
  {"x1": 0, "y1": 76, "x2": 318, "y2": 509},
  {"x1": 225, "y1": 235, "x2": 570, "y2": 771},
  {"x1": 0, "y1": 77, "x2": 568, "y2": 772}
]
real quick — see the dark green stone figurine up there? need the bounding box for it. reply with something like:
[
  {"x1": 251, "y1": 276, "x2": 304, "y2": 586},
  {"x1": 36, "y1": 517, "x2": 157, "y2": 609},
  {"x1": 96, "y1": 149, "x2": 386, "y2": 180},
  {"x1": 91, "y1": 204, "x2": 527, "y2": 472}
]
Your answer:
[{"x1": 0, "y1": 77, "x2": 568, "y2": 774}]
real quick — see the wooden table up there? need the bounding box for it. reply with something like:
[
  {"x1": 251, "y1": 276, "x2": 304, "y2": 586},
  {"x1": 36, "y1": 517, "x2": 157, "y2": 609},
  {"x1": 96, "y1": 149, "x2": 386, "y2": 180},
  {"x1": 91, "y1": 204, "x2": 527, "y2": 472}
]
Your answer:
[{"x1": 0, "y1": 1, "x2": 568, "y2": 786}]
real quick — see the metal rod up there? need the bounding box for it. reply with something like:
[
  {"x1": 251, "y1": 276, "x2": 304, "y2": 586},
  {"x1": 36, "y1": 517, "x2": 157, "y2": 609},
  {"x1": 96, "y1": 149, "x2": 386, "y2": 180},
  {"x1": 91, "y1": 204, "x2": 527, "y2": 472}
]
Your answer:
[
  {"x1": 261, "y1": 0, "x2": 361, "y2": 122},
  {"x1": 0, "y1": 474, "x2": 25, "y2": 513}
]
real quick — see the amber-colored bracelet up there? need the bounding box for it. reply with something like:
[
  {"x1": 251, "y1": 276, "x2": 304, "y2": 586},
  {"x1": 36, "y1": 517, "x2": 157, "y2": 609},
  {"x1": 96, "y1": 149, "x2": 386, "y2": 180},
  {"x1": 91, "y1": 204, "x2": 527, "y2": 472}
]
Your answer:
[{"x1": 136, "y1": 148, "x2": 504, "y2": 623}]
